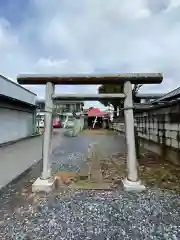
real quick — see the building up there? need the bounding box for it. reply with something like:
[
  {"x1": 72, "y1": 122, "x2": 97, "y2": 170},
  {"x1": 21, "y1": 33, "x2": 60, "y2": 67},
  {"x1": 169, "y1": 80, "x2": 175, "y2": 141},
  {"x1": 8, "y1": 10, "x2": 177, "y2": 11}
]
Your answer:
[
  {"x1": 0, "y1": 75, "x2": 37, "y2": 144},
  {"x1": 36, "y1": 99, "x2": 84, "y2": 114},
  {"x1": 134, "y1": 93, "x2": 165, "y2": 103},
  {"x1": 135, "y1": 87, "x2": 180, "y2": 112}
]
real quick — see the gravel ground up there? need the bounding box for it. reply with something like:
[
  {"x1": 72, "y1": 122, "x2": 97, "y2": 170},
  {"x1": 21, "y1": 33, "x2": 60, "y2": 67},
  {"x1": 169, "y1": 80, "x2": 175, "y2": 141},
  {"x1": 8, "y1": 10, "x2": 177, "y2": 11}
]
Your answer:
[{"x1": 0, "y1": 133, "x2": 180, "y2": 239}]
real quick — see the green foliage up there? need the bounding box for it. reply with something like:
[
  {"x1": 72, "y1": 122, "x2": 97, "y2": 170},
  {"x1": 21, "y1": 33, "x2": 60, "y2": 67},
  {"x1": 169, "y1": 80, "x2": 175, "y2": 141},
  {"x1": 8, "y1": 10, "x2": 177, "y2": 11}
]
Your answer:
[
  {"x1": 98, "y1": 84, "x2": 124, "y2": 116},
  {"x1": 98, "y1": 84, "x2": 124, "y2": 107},
  {"x1": 98, "y1": 84, "x2": 142, "y2": 107},
  {"x1": 98, "y1": 84, "x2": 143, "y2": 116}
]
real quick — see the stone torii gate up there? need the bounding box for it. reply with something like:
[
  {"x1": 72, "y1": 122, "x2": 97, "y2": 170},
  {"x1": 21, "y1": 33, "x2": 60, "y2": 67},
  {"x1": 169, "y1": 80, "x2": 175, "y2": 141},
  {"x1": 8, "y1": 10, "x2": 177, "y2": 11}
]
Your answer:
[{"x1": 17, "y1": 73, "x2": 163, "y2": 192}]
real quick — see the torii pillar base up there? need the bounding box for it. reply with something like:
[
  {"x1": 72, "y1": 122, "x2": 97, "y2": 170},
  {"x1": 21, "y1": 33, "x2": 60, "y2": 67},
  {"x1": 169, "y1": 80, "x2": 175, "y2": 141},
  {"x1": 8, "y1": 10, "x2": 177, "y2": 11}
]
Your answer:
[
  {"x1": 32, "y1": 177, "x2": 56, "y2": 193},
  {"x1": 122, "y1": 178, "x2": 146, "y2": 192}
]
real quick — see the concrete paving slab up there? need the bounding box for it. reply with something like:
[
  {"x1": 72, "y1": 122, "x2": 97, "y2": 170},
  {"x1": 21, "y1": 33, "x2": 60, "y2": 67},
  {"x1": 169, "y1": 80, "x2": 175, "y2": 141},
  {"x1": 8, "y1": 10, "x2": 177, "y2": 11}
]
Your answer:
[{"x1": 0, "y1": 129, "x2": 64, "y2": 190}]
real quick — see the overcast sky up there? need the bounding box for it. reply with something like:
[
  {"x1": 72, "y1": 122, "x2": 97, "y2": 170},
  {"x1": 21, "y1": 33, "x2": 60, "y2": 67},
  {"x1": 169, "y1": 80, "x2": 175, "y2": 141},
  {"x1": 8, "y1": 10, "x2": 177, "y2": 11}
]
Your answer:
[{"x1": 0, "y1": 0, "x2": 180, "y2": 109}]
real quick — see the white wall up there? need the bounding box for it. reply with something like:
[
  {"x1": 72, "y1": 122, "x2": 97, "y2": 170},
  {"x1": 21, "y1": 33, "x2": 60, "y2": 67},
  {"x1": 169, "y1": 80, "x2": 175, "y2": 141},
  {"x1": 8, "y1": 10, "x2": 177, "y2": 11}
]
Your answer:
[
  {"x1": 111, "y1": 112, "x2": 180, "y2": 165},
  {"x1": 0, "y1": 108, "x2": 34, "y2": 144}
]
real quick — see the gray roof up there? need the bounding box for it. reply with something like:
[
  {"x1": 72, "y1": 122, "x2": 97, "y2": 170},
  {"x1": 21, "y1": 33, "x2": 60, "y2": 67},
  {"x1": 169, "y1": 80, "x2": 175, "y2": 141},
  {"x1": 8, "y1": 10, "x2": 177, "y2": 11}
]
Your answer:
[
  {"x1": 136, "y1": 93, "x2": 165, "y2": 99},
  {"x1": 0, "y1": 75, "x2": 36, "y2": 96},
  {"x1": 152, "y1": 86, "x2": 180, "y2": 103},
  {"x1": 0, "y1": 75, "x2": 36, "y2": 106}
]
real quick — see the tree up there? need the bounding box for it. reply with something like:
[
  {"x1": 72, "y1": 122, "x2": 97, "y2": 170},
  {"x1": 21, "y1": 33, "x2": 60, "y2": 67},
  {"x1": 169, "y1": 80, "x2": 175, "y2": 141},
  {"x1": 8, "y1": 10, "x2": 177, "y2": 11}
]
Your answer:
[
  {"x1": 133, "y1": 84, "x2": 143, "y2": 103},
  {"x1": 98, "y1": 83, "x2": 143, "y2": 117},
  {"x1": 98, "y1": 84, "x2": 124, "y2": 117}
]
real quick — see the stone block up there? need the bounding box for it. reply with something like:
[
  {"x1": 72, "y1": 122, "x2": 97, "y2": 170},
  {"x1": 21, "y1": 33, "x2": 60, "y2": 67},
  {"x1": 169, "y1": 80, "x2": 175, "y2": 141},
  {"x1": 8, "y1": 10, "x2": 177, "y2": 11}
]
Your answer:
[
  {"x1": 32, "y1": 177, "x2": 56, "y2": 193},
  {"x1": 122, "y1": 178, "x2": 146, "y2": 192}
]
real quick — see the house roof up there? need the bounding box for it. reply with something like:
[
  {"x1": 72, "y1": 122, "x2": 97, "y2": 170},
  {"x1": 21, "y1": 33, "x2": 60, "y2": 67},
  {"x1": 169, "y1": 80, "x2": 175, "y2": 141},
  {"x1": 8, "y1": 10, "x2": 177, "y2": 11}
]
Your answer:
[
  {"x1": 88, "y1": 108, "x2": 107, "y2": 117},
  {"x1": 152, "y1": 86, "x2": 180, "y2": 103},
  {"x1": 0, "y1": 75, "x2": 36, "y2": 106}
]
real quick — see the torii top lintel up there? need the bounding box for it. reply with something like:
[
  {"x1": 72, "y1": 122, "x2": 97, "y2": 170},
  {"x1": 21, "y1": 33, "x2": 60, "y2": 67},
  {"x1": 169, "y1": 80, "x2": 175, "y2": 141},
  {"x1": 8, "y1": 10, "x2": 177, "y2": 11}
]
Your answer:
[{"x1": 17, "y1": 73, "x2": 163, "y2": 85}]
